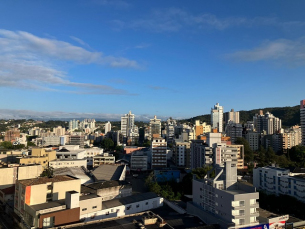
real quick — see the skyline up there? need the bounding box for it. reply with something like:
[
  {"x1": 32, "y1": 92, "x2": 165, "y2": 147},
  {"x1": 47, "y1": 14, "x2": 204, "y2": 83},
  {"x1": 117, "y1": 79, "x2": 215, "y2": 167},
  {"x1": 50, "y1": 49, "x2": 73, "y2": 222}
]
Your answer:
[{"x1": 1, "y1": 1, "x2": 305, "y2": 118}]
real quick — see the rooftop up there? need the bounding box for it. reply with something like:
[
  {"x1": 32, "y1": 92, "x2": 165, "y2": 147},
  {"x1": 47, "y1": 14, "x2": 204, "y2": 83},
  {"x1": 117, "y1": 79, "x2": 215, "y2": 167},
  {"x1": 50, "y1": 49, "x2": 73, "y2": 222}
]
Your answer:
[
  {"x1": 29, "y1": 199, "x2": 65, "y2": 211},
  {"x1": 0, "y1": 185, "x2": 15, "y2": 195},
  {"x1": 92, "y1": 164, "x2": 125, "y2": 181},
  {"x1": 83, "y1": 180, "x2": 131, "y2": 190},
  {"x1": 102, "y1": 192, "x2": 159, "y2": 210},
  {"x1": 18, "y1": 175, "x2": 77, "y2": 186},
  {"x1": 79, "y1": 194, "x2": 101, "y2": 201}
]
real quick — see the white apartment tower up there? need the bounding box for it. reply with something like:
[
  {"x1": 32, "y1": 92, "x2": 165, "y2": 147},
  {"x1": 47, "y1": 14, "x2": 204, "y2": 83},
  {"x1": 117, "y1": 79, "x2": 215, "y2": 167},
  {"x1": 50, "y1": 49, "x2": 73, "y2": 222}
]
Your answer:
[
  {"x1": 211, "y1": 103, "x2": 224, "y2": 133},
  {"x1": 121, "y1": 111, "x2": 135, "y2": 138},
  {"x1": 149, "y1": 115, "x2": 161, "y2": 138},
  {"x1": 105, "y1": 121, "x2": 111, "y2": 134},
  {"x1": 224, "y1": 109, "x2": 240, "y2": 124},
  {"x1": 301, "y1": 100, "x2": 305, "y2": 145},
  {"x1": 166, "y1": 118, "x2": 176, "y2": 140},
  {"x1": 253, "y1": 111, "x2": 282, "y2": 134},
  {"x1": 53, "y1": 126, "x2": 65, "y2": 136}
]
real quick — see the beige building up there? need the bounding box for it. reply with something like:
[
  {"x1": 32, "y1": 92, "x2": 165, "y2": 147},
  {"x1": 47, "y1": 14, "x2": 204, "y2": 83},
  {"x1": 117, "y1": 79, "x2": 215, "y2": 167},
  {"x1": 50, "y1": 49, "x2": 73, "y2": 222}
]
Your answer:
[
  {"x1": 14, "y1": 175, "x2": 81, "y2": 220},
  {"x1": 93, "y1": 153, "x2": 115, "y2": 167},
  {"x1": 15, "y1": 148, "x2": 56, "y2": 168},
  {"x1": 0, "y1": 165, "x2": 43, "y2": 189},
  {"x1": 195, "y1": 120, "x2": 211, "y2": 138},
  {"x1": 49, "y1": 159, "x2": 87, "y2": 169},
  {"x1": 4, "y1": 128, "x2": 20, "y2": 142},
  {"x1": 229, "y1": 144, "x2": 245, "y2": 170},
  {"x1": 282, "y1": 125, "x2": 302, "y2": 150}
]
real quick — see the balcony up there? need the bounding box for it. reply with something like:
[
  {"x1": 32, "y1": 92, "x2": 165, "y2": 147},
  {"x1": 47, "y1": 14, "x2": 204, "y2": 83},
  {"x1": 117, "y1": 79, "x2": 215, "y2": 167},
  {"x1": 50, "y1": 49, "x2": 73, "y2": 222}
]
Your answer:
[
  {"x1": 250, "y1": 212, "x2": 259, "y2": 216},
  {"x1": 250, "y1": 203, "x2": 259, "y2": 208},
  {"x1": 232, "y1": 213, "x2": 245, "y2": 219},
  {"x1": 232, "y1": 204, "x2": 245, "y2": 210}
]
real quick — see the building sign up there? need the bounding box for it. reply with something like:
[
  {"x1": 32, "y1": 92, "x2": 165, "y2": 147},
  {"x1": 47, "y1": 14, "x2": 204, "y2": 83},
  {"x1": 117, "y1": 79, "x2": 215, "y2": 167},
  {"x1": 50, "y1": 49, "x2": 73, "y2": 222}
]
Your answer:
[
  {"x1": 241, "y1": 224, "x2": 269, "y2": 229},
  {"x1": 269, "y1": 221, "x2": 285, "y2": 229}
]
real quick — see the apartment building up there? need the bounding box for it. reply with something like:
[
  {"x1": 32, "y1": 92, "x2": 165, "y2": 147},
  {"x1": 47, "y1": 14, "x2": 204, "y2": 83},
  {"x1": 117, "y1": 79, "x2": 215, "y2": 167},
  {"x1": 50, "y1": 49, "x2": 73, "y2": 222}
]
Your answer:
[
  {"x1": 49, "y1": 159, "x2": 87, "y2": 169},
  {"x1": 253, "y1": 166, "x2": 305, "y2": 203},
  {"x1": 189, "y1": 162, "x2": 259, "y2": 229},
  {"x1": 149, "y1": 115, "x2": 161, "y2": 139},
  {"x1": 211, "y1": 103, "x2": 224, "y2": 133},
  {"x1": 301, "y1": 100, "x2": 305, "y2": 146},
  {"x1": 151, "y1": 138, "x2": 167, "y2": 169},
  {"x1": 92, "y1": 153, "x2": 115, "y2": 167},
  {"x1": 173, "y1": 141, "x2": 191, "y2": 167},
  {"x1": 56, "y1": 147, "x2": 86, "y2": 160},
  {"x1": 4, "y1": 128, "x2": 20, "y2": 142},
  {"x1": 245, "y1": 132, "x2": 261, "y2": 151},
  {"x1": 130, "y1": 151, "x2": 148, "y2": 171}
]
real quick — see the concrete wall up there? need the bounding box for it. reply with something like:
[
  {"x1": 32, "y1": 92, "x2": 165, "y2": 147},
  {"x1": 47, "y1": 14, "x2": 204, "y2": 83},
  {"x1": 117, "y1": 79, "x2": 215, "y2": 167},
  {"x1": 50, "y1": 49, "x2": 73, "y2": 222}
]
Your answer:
[
  {"x1": 97, "y1": 186, "x2": 132, "y2": 201},
  {"x1": 0, "y1": 168, "x2": 15, "y2": 187},
  {"x1": 18, "y1": 165, "x2": 43, "y2": 180},
  {"x1": 52, "y1": 179, "x2": 81, "y2": 201},
  {"x1": 30, "y1": 184, "x2": 47, "y2": 205},
  {"x1": 79, "y1": 196, "x2": 102, "y2": 215},
  {"x1": 49, "y1": 159, "x2": 87, "y2": 169}
]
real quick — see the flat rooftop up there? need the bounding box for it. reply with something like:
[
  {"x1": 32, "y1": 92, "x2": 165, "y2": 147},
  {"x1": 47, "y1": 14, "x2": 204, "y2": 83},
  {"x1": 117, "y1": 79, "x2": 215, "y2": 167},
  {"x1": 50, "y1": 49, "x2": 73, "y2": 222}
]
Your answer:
[
  {"x1": 84, "y1": 180, "x2": 130, "y2": 190},
  {"x1": 29, "y1": 199, "x2": 65, "y2": 211},
  {"x1": 102, "y1": 192, "x2": 159, "y2": 210},
  {"x1": 223, "y1": 189, "x2": 249, "y2": 195},
  {"x1": 18, "y1": 175, "x2": 77, "y2": 186}
]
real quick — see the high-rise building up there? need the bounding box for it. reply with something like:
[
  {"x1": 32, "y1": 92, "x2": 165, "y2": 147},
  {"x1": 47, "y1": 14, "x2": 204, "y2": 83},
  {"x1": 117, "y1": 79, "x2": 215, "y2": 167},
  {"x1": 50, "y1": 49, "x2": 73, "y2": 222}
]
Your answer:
[
  {"x1": 69, "y1": 119, "x2": 79, "y2": 131},
  {"x1": 53, "y1": 126, "x2": 65, "y2": 136},
  {"x1": 149, "y1": 115, "x2": 161, "y2": 138},
  {"x1": 253, "y1": 111, "x2": 282, "y2": 134},
  {"x1": 301, "y1": 100, "x2": 305, "y2": 145},
  {"x1": 282, "y1": 125, "x2": 302, "y2": 150},
  {"x1": 121, "y1": 111, "x2": 135, "y2": 138},
  {"x1": 225, "y1": 122, "x2": 243, "y2": 143},
  {"x1": 151, "y1": 138, "x2": 167, "y2": 169},
  {"x1": 166, "y1": 118, "x2": 177, "y2": 140},
  {"x1": 224, "y1": 109, "x2": 240, "y2": 124},
  {"x1": 105, "y1": 121, "x2": 111, "y2": 134},
  {"x1": 211, "y1": 103, "x2": 224, "y2": 133}
]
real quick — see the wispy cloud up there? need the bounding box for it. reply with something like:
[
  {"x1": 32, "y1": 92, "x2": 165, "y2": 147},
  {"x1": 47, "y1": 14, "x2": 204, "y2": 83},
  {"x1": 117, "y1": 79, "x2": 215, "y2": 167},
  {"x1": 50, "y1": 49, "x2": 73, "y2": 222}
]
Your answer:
[
  {"x1": 0, "y1": 29, "x2": 139, "y2": 94},
  {"x1": 70, "y1": 36, "x2": 91, "y2": 49},
  {"x1": 112, "y1": 8, "x2": 305, "y2": 32},
  {"x1": 224, "y1": 37, "x2": 305, "y2": 65},
  {"x1": 149, "y1": 86, "x2": 167, "y2": 90}
]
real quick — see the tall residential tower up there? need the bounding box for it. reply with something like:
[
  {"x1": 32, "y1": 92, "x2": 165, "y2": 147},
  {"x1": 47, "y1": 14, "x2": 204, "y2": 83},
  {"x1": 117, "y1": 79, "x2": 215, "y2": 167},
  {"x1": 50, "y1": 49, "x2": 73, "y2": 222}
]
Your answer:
[{"x1": 211, "y1": 103, "x2": 224, "y2": 133}]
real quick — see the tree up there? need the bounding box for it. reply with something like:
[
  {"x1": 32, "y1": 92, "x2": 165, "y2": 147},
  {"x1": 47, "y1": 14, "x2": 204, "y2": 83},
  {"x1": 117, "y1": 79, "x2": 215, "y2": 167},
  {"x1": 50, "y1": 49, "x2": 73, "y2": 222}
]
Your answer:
[
  {"x1": 290, "y1": 145, "x2": 305, "y2": 165},
  {"x1": 40, "y1": 167, "x2": 54, "y2": 178},
  {"x1": 27, "y1": 141, "x2": 36, "y2": 147},
  {"x1": 266, "y1": 147, "x2": 276, "y2": 164},
  {"x1": 235, "y1": 137, "x2": 254, "y2": 163},
  {"x1": 0, "y1": 141, "x2": 13, "y2": 149},
  {"x1": 115, "y1": 145, "x2": 124, "y2": 153},
  {"x1": 143, "y1": 140, "x2": 151, "y2": 147},
  {"x1": 101, "y1": 138, "x2": 114, "y2": 151},
  {"x1": 258, "y1": 146, "x2": 267, "y2": 166}
]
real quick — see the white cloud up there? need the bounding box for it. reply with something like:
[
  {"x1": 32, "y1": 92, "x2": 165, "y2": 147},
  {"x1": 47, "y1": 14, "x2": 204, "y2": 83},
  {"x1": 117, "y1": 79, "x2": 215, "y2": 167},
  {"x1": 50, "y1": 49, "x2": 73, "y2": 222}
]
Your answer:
[
  {"x1": 0, "y1": 29, "x2": 139, "y2": 94},
  {"x1": 70, "y1": 36, "x2": 91, "y2": 49},
  {"x1": 225, "y1": 38, "x2": 305, "y2": 65}
]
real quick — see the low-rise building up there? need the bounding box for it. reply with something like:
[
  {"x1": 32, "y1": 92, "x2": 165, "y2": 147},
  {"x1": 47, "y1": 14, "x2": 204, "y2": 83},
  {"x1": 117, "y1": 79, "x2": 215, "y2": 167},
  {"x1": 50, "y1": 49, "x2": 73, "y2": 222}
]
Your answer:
[
  {"x1": 92, "y1": 164, "x2": 126, "y2": 182},
  {"x1": 49, "y1": 159, "x2": 87, "y2": 169},
  {"x1": 93, "y1": 153, "x2": 115, "y2": 167},
  {"x1": 82, "y1": 180, "x2": 132, "y2": 201},
  {"x1": 56, "y1": 147, "x2": 86, "y2": 160}
]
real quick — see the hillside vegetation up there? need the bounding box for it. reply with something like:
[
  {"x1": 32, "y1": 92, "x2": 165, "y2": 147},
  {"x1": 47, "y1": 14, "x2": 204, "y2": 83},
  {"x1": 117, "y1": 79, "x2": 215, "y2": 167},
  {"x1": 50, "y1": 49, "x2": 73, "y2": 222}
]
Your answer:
[{"x1": 180, "y1": 105, "x2": 300, "y2": 128}]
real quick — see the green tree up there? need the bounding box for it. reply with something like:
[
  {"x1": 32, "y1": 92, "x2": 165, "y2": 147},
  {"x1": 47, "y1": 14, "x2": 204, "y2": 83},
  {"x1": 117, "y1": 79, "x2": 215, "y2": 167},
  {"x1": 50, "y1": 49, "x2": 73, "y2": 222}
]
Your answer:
[
  {"x1": 40, "y1": 167, "x2": 54, "y2": 178},
  {"x1": 143, "y1": 140, "x2": 151, "y2": 147},
  {"x1": 115, "y1": 145, "x2": 124, "y2": 153},
  {"x1": 235, "y1": 137, "x2": 254, "y2": 163},
  {"x1": 0, "y1": 141, "x2": 13, "y2": 149},
  {"x1": 101, "y1": 138, "x2": 114, "y2": 151},
  {"x1": 290, "y1": 145, "x2": 305, "y2": 165},
  {"x1": 27, "y1": 141, "x2": 36, "y2": 147},
  {"x1": 258, "y1": 146, "x2": 267, "y2": 166},
  {"x1": 266, "y1": 147, "x2": 276, "y2": 164}
]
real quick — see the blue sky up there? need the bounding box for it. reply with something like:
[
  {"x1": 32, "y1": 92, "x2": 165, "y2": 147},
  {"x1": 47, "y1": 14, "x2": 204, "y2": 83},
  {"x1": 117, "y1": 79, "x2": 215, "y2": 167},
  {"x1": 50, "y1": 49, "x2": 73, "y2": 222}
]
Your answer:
[{"x1": 0, "y1": 0, "x2": 305, "y2": 120}]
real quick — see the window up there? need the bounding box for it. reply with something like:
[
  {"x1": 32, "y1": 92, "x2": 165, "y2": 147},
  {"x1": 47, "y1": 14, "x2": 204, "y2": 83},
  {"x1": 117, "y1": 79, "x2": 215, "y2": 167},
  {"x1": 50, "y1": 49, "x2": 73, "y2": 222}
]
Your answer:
[
  {"x1": 82, "y1": 208, "x2": 87, "y2": 211},
  {"x1": 111, "y1": 209, "x2": 114, "y2": 212},
  {"x1": 136, "y1": 204, "x2": 139, "y2": 208},
  {"x1": 145, "y1": 202, "x2": 148, "y2": 205},
  {"x1": 42, "y1": 217, "x2": 54, "y2": 228},
  {"x1": 106, "y1": 212, "x2": 109, "y2": 215},
  {"x1": 92, "y1": 206, "x2": 97, "y2": 209},
  {"x1": 127, "y1": 205, "x2": 132, "y2": 210}
]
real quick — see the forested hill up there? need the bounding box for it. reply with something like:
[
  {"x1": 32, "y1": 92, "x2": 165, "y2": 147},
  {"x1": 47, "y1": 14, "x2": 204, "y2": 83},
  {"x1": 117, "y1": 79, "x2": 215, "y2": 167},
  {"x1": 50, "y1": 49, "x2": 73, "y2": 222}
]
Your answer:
[{"x1": 180, "y1": 105, "x2": 300, "y2": 128}]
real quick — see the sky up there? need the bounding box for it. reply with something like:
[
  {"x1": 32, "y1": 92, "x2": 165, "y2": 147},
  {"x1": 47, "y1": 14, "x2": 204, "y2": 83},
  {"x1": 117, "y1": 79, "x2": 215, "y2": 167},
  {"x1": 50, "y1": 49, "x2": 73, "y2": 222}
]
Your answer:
[{"x1": 0, "y1": 0, "x2": 305, "y2": 121}]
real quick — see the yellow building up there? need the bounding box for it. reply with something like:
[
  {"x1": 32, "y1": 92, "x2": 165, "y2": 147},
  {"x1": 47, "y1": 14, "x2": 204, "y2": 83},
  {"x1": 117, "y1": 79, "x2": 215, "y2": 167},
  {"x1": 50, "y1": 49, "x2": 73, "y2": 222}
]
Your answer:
[
  {"x1": 31, "y1": 148, "x2": 57, "y2": 161},
  {"x1": 195, "y1": 120, "x2": 211, "y2": 138},
  {"x1": 229, "y1": 144, "x2": 245, "y2": 170}
]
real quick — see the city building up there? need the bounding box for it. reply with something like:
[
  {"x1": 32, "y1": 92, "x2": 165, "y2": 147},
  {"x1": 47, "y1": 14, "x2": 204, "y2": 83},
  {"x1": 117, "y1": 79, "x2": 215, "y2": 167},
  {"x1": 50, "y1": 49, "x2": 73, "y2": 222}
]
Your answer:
[
  {"x1": 166, "y1": 118, "x2": 177, "y2": 141},
  {"x1": 211, "y1": 103, "x2": 224, "y2": 133},
  {"x1": 14, "y1": 175, "x2": 81, "y2": 227},
  {"x1": 300, "y1": 100, "x2": 305, "y2": 146},
  {"x1": 53, "y1": 126, "x2": 65, "y2": 136},
  {"x1": 0, "y1": 165, "x2": 43, "y2": 189},
  {"x1": 4, "y1": 128, "x2": 20, "y2": 142},
  {"x1": 245, "y1": 132, "x2": 261, "y2": 151},
  {"x1": 189, "y1": 162, "x2": 259, "y2": 228},
  {"x1": 190, "y1": 140, "x2": 211, "y2": 169},
  {"x1": 224, "y1": 109, "x2": 240, "y2": 124},
  {"x1": 173, "y1": 141, "x2": 191, "y2": 167},
  {"x1": 151, "y1": 138, "x2": 167, "y2": 169},
  {"x1": 149, "y1": 115, "x2": 161, "y2": 139},
  {"x1": 42, "y1": 136, "x2": 62, "y2": 146},
  {"x1": 69, "y1": 119, "x2": 79, "y2": 131},
  {"x1": 82, "y1": 180, "x2": 132, "y2": 201},
  {"x1": 253, "y1": 166, "x2": 305, "y2": 203},
  {"x1": 105, "y1": 121, "x2": 111, "y2": 134},
  {"x1": 85, "y1": 147, "x2": 104, "y2": 166},
  {"x1": 253, "y1": 110, "x2": 282, "y2": 135},
  {"x1": 154, "y1": 170, "x2": 180, "y2": 183},
  {"x1": 92, "y1": 164, "x2": 126, "y2": 182},
  {"x1": 225, "y1": 122, "x2": 243, "y2": 144},
  {"x1": 195, "y1": 120, "x2": 211, "y2": 138},
  {"x1": 121, "y1": 111, "x2": 137, "y2": 143},
  {"x1": 92, "y1": 153, "x2": 116, "y2": 167},
  {"x1": 282, "y1": 125, "x2": 302, "y2": 151},
  {"x1": 56, "y1": 146, "x2": 86, "y2": 160},
  {"x1": 49, "y1": 159, "x2": 87, "y2": 169},
  {"x1": 130, "y1": 151, "x2": 148, "y2": 171},
  {"x1": 69, "y1": 133, "x2": 85, "y2": 147}
]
